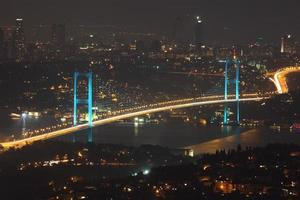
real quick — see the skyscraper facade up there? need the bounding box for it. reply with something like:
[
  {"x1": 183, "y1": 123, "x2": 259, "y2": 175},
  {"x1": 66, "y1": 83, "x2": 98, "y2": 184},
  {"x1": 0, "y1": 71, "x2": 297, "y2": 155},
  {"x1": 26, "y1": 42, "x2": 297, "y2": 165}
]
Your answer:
[
  {"x1": 194, "y1": 16, "x2": 204, "y2": 49},
  {"x1": 280, "y1": 37, "x2": 284, "y2": 53},
  {"x1": 0, "y1": 28, "x2": 4, "y2": 60},
  {"x1": 2, "y1": 27, "x2": 16, "y2": 60},
  {"x1": 280, "y1": 34, "x2": 295, "y2": 54},
  {"x1": 15, "y1": 18, "x2": 26, "y2": 61},
  {"x1": 51, "y1": 24, "x2": 66, "y2": 49},
  {"x1": 172, "y1": 15, "x2": 195, "y2": 48}
]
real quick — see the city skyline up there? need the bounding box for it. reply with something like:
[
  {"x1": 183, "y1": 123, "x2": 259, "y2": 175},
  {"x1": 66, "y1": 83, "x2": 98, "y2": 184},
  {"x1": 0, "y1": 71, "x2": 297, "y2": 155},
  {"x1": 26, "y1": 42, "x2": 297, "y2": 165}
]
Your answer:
[
  {"x1": 1, "y1": 1, "x2": 300, "y2": 199},
  {"x1": 0, "y1": 0, "x2": 300, "y2": 43}
]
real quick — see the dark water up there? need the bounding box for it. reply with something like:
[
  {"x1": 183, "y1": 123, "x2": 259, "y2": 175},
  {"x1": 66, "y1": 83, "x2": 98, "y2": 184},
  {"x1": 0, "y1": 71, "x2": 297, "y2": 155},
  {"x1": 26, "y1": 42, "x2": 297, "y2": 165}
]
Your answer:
[
  {"x1": 57, "y1": 123, "x2": 300, "y2": 155},
  {"x1": 2, "y1": 109, "x2": 300, "y2": 155},
  {"x1": 0, "y1": 109, "x2": 59, "y2": 141},
  {"x1": 57, "y1": 123, "x2": 245, "y2": 148},
  {"x1": 187, "y1": 128, "x2": 300, "y2": 154},
  {"x1": 0, "y1": 108, "x2": 243, "y2": 146}
]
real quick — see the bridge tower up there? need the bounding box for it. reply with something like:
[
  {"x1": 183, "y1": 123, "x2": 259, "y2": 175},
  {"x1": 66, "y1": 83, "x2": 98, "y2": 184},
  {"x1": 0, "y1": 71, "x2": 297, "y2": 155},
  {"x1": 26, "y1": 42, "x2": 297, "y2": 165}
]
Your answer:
[
  {"x1": 73, "y1": 72, "x2": 93, "y2": 142},
  {"x1": 223, "y1": 58, "x2": 240, "y2": 125}
]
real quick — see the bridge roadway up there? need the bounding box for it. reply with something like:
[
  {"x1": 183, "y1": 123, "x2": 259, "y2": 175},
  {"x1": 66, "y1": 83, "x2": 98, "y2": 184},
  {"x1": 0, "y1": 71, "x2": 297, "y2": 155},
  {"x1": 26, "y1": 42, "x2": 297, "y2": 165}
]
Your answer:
[
  {"x1": 0, "y1": 94, "x2": 267, "y2": 149},
  {"x1": 267, "y1": 66, "x2": 300, "y2": 94}
]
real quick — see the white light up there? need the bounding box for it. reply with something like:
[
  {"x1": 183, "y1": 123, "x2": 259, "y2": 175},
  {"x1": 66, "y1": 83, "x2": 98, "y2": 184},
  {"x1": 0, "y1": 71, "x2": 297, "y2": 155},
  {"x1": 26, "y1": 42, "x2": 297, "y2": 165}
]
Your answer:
[
  {"x1": 196, "y1": 16, "x2": 202, "y2": 23},
  {"x1": 143, "y1": 169, "x2": 150, "y2": 175},
  {"x1": 132, "y1": 172, "x2": 138, "y2": 176}
]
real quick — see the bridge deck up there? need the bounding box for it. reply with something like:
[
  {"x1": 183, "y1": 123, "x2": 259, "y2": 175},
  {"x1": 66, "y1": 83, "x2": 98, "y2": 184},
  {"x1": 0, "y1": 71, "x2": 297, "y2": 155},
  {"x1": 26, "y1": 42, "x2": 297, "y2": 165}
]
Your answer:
[{"x1": 0, "y1": 94, "x2": 268, "y2": 149}]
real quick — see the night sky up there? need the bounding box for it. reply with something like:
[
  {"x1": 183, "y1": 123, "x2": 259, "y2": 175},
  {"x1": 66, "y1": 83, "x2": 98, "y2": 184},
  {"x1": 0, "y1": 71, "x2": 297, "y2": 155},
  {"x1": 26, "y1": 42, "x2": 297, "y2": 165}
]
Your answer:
[{"x1": 1, "y1": 0, "x2": 300, "y2": 43}]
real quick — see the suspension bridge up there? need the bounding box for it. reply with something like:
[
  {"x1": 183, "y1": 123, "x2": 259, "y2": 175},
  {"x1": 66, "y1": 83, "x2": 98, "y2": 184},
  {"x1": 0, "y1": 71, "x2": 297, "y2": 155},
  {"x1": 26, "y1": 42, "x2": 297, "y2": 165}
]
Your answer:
[{"x1": 0, "y1": 58, "x2": 272, "y2": 149}]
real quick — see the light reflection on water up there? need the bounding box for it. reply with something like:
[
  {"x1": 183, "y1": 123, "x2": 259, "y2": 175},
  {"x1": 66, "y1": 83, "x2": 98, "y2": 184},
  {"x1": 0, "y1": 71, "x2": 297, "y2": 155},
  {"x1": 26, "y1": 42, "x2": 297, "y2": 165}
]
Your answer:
[
  {"x1": 187, "y1": 128, "x2": 300, "y2": 154},
  {"x1": 2, "y1": 108, "x2": 300, "y2": 154},
  {"x1": 57, "y1": 122, "x2": 244, "y2": 148},
  {"x1": 0, "y1": 109, "x2": 60, "y2": 141},
  {"x1": 57, "y1": 124, "x2": 300, "y2": 155}
]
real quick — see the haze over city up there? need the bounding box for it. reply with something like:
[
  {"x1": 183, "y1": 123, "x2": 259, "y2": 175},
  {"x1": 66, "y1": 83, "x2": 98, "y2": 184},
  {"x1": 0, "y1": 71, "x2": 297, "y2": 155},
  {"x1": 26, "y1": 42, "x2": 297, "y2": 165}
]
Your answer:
[
  {"x1": 0, "y1": 0, "x2": 300, "y2": 199},
  {"x1": 1, "y1": 0, "x2": 300, "y2": 43}
]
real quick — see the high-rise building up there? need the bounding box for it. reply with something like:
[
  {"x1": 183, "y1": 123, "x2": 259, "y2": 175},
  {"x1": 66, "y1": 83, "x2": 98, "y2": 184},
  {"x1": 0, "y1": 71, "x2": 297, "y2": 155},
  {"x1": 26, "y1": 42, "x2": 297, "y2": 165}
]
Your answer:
[
  {"x1": 2, "y1": 27, "x2": 16, "y2": 59},
  {"x1": 0, "y1": 28, "x2": 4, "y2": 60},
  {"x1": 150, "y1": 40, "x2": 162, "y2": 52},
  {"x1": 51, "y1": 24, "x2": 66, "y2": 49},
  {"x1": 280, "y1": 37, "x2": 285, "y2": 53},
  {"x1": 32, "y1": 24, "x2": 50, "y2": 43},
  {"x1": 194, "y1": 16, "x2": 204, "y2": 49},
  {"x1": 15, "y1": 18, "x2": 26, "y2": 61},
  {"x1": 172, "y1": 15, "x2": 195, "y2": 48},
  {"x1": 281, "y1": 34, "x2": 295, "y2": 54}
]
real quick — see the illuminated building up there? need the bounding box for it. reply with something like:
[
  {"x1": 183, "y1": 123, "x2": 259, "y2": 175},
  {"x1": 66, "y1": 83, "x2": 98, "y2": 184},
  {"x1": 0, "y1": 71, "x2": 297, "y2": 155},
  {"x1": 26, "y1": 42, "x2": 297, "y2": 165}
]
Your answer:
[
  {"x1": 281, "y1": 34, "x2": 295, "y2": 54},
  {"x1": 15, "y1": 18, "x2": 26, "y2": 61},
  {"x1": 194, "y1": 16, "x2": 204, "y2": 49},
  {"x1": 280, "y1": 37, "x2": 284, "y2": 53}
]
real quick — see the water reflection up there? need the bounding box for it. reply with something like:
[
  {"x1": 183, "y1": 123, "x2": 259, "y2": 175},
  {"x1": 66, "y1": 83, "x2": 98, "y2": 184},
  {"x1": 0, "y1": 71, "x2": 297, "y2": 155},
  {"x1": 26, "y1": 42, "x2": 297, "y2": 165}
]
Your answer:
[
  {"x1": 57, "y1": 123, "x2": 245, "y2": 149},
  {"x1": 21, "y1": 113, "x2": 27, "y2": 134},
  {"x1": 187, "y1": 128, "x2": 300, "y2": 155},
  {"x1": 134, "y1": 123, "x2": 139, "y2": 137},
  {"x1": 0, "y1": 109, "x2": 58, "y2": 140}
]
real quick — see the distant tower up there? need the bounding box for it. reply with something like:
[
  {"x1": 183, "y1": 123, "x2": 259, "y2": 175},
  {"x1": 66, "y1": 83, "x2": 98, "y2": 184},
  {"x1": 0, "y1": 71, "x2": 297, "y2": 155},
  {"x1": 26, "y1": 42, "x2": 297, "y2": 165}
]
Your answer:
[
  {"x1": 172, "y1": 15, "x2": 195, "y2": 47},
  {"x1": 15, "y1": 18, "x2": 26, "y2": 61},
  {"x1": 284, "y1": 34, "x2": 294, "y2": 54},
  {"x1": 0, "y1": 28, "x2": 4, "y2": 60},
  {"x1": 280, "y1": 37, "x2": 285, "y2": 53},
  {"x1": 194, "y1": 16, "x2": 204, "y2": 49},
  {"x1": 51, "y1": 24, "x2": 66, "y2": 49},
  {"x1": 73, "y1": 72, "x2": 93, "y2": 143},
  {"x1": 32, "y1": 24, "x2": 49, "y2": 43},
  {"x1": 223, "y1": 55, "x2": 240, "y2": 125},
  {"x1": 172, "y1": 16, "x2": 184, "y2": 46}
]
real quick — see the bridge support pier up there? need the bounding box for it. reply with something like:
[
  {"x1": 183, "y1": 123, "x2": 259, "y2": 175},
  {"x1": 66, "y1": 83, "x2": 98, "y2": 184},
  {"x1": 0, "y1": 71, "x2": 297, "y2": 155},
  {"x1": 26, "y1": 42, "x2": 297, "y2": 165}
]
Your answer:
[
  {"x1": 73, "y1": 71, "x2": 93, "y2": 143},
  {"x1": 223, "y1": 105, "x2": 228, "y2": 125},
  {"x1": 223, "y1": 59, "x2": 240, "y2": 125},
  {"x1": 235, "y1": 59, "x2": 240, "y2": 125},
  {"x1": 88, "y1": 128, "x2": 93, "y2": 143},
  {"x1": 223, "y1": 60, "x2": 229, "y2": 125}
]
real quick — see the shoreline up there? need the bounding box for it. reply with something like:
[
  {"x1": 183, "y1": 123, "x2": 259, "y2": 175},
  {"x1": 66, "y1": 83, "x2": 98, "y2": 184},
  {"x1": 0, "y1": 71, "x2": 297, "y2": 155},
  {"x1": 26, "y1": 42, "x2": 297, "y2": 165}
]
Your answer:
[{"x1": 185, "y1": 128, "x2": 300, "y2": 155}]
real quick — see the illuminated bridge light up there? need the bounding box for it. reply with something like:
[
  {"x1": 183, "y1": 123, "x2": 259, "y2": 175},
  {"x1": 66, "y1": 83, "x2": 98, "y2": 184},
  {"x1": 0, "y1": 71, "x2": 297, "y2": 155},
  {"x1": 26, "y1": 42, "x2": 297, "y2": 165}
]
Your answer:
[{"x1": 0, "y1": 94, "x2": 269, "y2": 150}]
